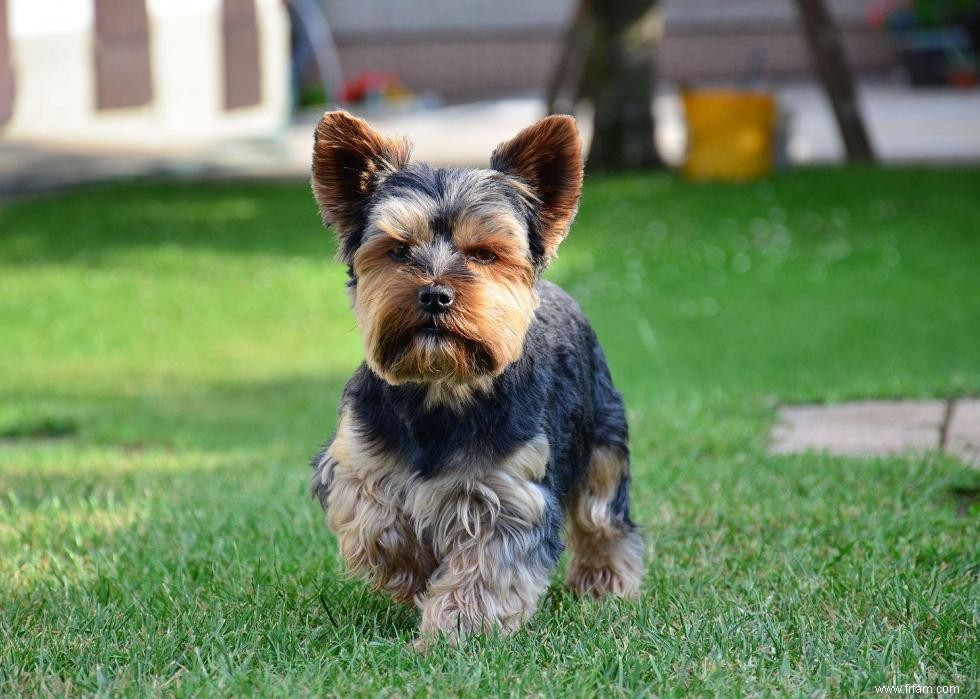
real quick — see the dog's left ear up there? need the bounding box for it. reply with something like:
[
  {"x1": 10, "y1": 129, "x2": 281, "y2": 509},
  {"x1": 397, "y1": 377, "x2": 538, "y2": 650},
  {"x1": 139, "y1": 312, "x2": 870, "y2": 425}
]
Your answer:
[
  {"x1": 491, "y1": 115, "x2": 583, "y2": 265},
  {"x1": 312, "y1": 110, "x2": 412, "y2": 263}
]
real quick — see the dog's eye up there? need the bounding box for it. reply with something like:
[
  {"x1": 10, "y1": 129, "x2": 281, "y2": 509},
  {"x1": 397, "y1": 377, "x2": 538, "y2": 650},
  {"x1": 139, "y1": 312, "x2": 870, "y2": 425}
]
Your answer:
[
  {"x1": 389, "y1": 244, "x2": 411, "y2": 261},
  {"x1": 467, "y1": 249, "x2": 497, "y2": 265}
]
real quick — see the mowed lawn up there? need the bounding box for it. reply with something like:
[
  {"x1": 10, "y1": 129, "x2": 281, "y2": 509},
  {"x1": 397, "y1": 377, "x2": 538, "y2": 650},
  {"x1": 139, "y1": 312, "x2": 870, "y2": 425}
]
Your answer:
[{"x1": 1, "y1": 169, "x2": 978, "y2": 697}]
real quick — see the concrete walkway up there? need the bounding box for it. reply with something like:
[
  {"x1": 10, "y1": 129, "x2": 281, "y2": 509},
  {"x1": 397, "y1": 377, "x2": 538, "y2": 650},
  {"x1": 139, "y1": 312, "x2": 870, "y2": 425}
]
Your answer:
[
  {"x1": 771, "y1": 399, "x2": 980, "y2": 466},
  {"x1": 359, "y1": 83, "x2": 980, "y2": 167},
  {"x1": 2, "y1": 82, "x2": 980, "y2": 200}
]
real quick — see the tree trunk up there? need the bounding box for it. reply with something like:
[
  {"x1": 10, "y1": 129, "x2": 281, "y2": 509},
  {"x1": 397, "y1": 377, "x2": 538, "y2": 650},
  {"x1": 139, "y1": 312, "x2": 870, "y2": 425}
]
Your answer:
[
  {"x1": 796, "y1": 0, "x2": 876, "y2": 163},
  {"x1": 546, "y1": 0, "x2": 590, "y2": 116},
  {"x1": 586, "y1": 0, "x2": 664, "y2": 171}
]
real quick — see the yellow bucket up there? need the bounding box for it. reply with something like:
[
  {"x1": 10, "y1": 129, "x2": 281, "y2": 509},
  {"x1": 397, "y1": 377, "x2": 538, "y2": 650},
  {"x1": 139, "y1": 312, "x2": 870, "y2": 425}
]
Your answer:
[{"x1": 682, "y1": 89, "x2": 776, "y2": 181}]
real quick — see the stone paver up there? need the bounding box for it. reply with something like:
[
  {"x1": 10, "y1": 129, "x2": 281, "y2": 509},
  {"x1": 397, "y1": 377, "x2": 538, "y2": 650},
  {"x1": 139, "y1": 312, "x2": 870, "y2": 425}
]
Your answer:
[
  {"x1": 770, "y1": 400, "x2": 947, "y2": 458},
  {"x1": 946, "y1": 399, "x2": 980, "y2": 466}
]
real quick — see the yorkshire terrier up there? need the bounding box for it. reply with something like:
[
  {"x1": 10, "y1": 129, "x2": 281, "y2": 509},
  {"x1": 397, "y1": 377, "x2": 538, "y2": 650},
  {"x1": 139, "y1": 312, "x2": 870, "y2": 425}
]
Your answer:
[{"x1": 310, "y1": 111, "x2": 643, "y2": 644}]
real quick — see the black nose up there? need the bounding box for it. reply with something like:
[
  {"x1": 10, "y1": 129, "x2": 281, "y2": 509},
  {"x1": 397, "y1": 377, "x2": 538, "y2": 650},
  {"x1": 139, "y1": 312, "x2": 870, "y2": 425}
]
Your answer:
[{"x1": 418, "y1": 284, "x2": 455, "y2": 314}]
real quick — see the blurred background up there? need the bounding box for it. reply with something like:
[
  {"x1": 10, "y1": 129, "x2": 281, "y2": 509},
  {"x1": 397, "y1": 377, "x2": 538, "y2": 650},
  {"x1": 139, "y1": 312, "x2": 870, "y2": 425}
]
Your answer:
[{"x1": 2, "y1": 0, "x2": 980, "y2": 194}]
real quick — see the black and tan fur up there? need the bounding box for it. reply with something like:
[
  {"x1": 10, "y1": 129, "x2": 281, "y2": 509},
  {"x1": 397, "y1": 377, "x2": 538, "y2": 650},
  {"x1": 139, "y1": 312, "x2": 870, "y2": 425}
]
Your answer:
[{"x1": 310, "y1": 111, "x2": 643, "y2": 645}]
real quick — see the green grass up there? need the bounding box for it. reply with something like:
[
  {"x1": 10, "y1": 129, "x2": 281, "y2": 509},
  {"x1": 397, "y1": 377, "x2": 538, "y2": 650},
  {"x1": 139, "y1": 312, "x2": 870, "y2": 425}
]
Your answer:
[{"x1": 1, "y1": 168, "x2": 978, "y2": 697}]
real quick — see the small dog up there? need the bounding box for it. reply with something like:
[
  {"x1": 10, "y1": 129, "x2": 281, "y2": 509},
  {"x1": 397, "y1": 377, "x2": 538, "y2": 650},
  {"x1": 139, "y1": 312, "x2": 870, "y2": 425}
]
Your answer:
[{"x1": 310, "y1": 111, "x2": 643, "y2": 644}]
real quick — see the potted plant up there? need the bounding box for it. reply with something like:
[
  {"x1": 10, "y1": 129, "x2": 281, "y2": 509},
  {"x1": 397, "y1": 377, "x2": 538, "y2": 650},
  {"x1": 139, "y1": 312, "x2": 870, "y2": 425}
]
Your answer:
[{"x1": 868, "y1": 0, "x2": 980, "y2": 86}]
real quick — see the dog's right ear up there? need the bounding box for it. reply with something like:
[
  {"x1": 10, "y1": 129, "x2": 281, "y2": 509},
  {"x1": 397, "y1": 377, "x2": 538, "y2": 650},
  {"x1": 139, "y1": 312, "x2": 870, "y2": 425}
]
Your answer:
[{"x1": 312, "y1": 111, "x2": 411, "y2": 262}]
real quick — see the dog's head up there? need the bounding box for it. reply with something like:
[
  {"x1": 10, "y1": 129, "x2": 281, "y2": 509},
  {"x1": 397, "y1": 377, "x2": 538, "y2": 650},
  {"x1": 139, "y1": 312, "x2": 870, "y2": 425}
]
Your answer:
[{"x1": 311, "y1": 111, "x2": 582, "y2": 386}]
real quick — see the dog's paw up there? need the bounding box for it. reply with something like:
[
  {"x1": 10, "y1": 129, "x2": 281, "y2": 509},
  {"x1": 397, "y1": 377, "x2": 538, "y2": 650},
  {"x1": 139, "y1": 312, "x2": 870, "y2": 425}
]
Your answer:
[
  {"x1": 565, "y1": 564, "x2": 641, "y2": 599},
  {"x1": 407, "y1": 635, "x2": 431, "y2": 654}
]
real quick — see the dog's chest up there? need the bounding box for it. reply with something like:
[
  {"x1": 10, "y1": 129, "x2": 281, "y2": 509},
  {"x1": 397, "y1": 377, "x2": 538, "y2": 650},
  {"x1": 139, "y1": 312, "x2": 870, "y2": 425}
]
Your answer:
[
  {"x1": 400, "y1": 390, "x2": 548, "y2": 477},
  {"x1": 325, "y1": 409, "x2": 552, "y2": 550}
]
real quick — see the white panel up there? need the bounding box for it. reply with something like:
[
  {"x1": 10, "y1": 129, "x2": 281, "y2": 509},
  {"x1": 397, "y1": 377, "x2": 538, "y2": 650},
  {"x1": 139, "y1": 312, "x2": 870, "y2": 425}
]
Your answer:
[
  {"x1": 146, "y1": 0, "x2": 220, "y2": 18},
  {"x1": 147, "y1": 0, "x2": 222, "y2": 141},
  {"x1": 254, "y1": 0, "x2": 291, "y2": 131},
  {"x1": 6, "y1": 1, "x2": 94, "y2": 136},
  {"x1": 9, "y1": 0, "x2": 93, "y2": 37}
]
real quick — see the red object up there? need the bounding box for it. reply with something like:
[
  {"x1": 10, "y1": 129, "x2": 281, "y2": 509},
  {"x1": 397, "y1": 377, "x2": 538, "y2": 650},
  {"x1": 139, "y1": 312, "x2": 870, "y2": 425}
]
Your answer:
[
  {"x1": 949, "y1": 67, "x2": 978, "y2": 88},
  {"x1": 341, "y1": 72, "x2": 401, "y2": 103}
]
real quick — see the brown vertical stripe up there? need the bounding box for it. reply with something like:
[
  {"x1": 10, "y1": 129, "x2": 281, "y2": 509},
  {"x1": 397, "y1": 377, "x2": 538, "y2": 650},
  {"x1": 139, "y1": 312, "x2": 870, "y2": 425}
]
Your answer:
[
  {"x1": 222, "y1": 0, "x2": 262, "y2": 110},
  {"x1": 94, "y1": 0, "x2": 152, "y2": 110},
  {"x1": 0, "y1": 0, "x2": 13, "y2": 125}
]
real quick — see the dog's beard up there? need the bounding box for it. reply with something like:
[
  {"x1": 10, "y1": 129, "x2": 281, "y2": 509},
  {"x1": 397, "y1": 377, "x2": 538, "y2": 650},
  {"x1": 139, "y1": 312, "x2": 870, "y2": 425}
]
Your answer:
[{"x1": 368, "y1": 311, "x2": 497, "y2": 385}]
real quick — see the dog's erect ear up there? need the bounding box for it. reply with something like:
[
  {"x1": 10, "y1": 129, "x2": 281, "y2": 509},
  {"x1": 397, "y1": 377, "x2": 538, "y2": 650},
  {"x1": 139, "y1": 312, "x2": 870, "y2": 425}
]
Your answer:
[
  {"x1": 490, "y1": 115, "x2": 583, "y2": 265},
  {"x1": 312, "y1": 111, "x2": 411, "y2": 262}
]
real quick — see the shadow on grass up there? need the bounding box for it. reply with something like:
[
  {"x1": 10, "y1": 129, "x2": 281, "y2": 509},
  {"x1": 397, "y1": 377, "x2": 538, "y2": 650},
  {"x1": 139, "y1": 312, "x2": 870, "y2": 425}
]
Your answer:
[
  {"x1": 0, "y1": 181, "x2": 332, "y2": 267},
  {"x1": 0, "y1": 470, "x2": 420, "y2": 682},
  {"x1": 0, "y1": 370, "x2": 426, "y2": 661},
  {"x1": 0, "y1": 371, "x2": 350, "y2": 457},
  {"x1": 0, "y1": 416, "x2": 79, "y2": 442}
]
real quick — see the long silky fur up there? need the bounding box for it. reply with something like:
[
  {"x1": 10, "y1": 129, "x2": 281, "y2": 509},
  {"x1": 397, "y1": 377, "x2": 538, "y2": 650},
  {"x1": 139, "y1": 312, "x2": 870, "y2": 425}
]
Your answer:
[{"x1": 309, "y1": 114, "x2": 642, "y2": 647}]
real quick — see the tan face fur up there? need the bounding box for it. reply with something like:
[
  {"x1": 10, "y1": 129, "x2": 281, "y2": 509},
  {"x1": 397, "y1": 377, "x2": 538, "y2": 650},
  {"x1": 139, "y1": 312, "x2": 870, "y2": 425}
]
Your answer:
[
  {"x1": 351, "y1": 180, "x2": 539, "y2": 386},
  {"x1": 311, "y1": 111, "x2": 583, "y2": 392}
]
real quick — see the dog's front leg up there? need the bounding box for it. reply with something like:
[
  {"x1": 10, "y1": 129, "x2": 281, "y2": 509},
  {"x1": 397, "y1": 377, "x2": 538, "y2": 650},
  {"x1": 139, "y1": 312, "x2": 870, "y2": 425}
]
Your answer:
[
  {"x1": 326, "y1": 461, "x2": 436, "y2": 604},
  {"x1": 417, "y1": 520, "x2": 559, "y2": 643},
  {"x1": 313, "y1": 411, "x2": 436, "y2": 604},
  {"x1": 409, "y1": 438, "x2": 561, "y2": 644}
]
